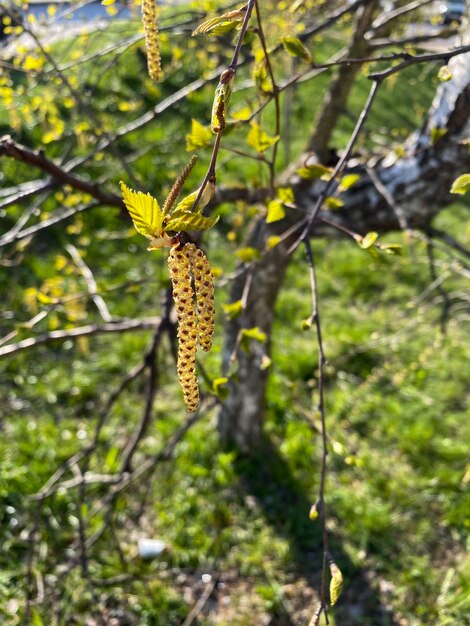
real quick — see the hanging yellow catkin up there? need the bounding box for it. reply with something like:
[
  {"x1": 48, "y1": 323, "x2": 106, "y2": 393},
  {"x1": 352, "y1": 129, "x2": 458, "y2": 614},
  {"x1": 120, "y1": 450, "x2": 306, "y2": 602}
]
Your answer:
[
  {"x1": 185, "y1": 243, "x2": 215, "y2": 352},
  {"x1": 141, "y1": 0, "x2": 162, "y2": 81},
  {"x1": 168, "y1": 246, "x2": 199, "y2": 412}
]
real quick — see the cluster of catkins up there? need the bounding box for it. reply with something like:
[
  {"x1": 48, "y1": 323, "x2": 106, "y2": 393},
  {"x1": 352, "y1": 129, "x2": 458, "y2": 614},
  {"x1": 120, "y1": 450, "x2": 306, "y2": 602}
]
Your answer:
[{"x1": 167, "y1": 243, "x2": 215, "y2": 412}]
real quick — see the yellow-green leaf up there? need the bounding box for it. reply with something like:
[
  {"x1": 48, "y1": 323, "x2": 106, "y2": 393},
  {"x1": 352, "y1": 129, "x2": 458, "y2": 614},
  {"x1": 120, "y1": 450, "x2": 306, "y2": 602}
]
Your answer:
[
  {"x1": 247, "y1": 122, "x2": 279, "y2": 153},
  {"x1": 120, "y1": 181, "x2": 163, "y2": 239},
  {"x1": 437, "y1": 65, "x2": 452, "y2": 82},
  {"x1": 356, "y1": 231, "x2": 379, "y2": 249},
  {"x1": 266, "y1": 235, "x2": 281, "y2": 250},
  {"x1": 231, "y1": 106, "x2": 252, "y2": 121},
  {"x1": 223, "y1": 300, "x2": 244, "y2": 319},
  {"x1": 236, "y1": 247, "x2": 262, "y2": 262},
  {"x1": 266, "y1": 199, "x2": 285, "y2": 224},
  {"x1": 192, "y1": 6, "x2": 247, "y2": 36},
  {"x1": 165, "y1": 212, "x2": 219, "y2": 233},
  {"x1": 325, "y1": 196, "x2": 345, "y2": 210},
  {"x1": 329, "y1": 562, "x2": 343, "y2": 606},
  {"x1": 281, "y1": 36, "x2": 312, "y2": 63},
  {"x1": 186, "y1": 118, "x2": 212, "y2": 151},
  {"x1": 338, "y1": 173, "x2": 360, "y2": 192},
  {"x1": 172, "y1": 183, "x2": 215, "y2": 215},
  {"x1": 240, "y1": 326, "x2": 267, "y2": 353},
  {"x1": 277, "y1": 187, "x2": 294, "y2": 203},
  {"x1": 297, "y1": 163, "x2": 332, "y2": 180},
  {"x1": 450, "y1": 173, "x2": 470, "y2": 195}
]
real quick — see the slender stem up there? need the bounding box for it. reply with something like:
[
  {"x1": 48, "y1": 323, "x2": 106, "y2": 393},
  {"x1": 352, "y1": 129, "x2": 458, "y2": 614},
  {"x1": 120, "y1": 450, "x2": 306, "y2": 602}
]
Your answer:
[
  {"x1": 289, "y1": 79, "x2": 381, "y2": 255},
  {"x1": 254, "y1": 0, "x2": 281, "y2": 194},
  {"x1": 304, "y1": 238, "x2": 329, "y2": 625},
  {"x1": 189, "y1": 0, "x2": 256, "y2": 212}
]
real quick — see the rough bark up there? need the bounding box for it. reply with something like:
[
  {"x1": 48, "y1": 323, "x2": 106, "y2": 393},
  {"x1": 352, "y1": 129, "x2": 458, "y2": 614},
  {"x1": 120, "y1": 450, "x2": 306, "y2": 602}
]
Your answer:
[
  {"x1": 218, "y1": 17, "x2": 470, "y2": 452},
  {"x1": 218, "y1": 221, "x2": 292, "y2": 452},
  {"x1": 308, "y1": 0, "x2": 379, "y2": 162}
]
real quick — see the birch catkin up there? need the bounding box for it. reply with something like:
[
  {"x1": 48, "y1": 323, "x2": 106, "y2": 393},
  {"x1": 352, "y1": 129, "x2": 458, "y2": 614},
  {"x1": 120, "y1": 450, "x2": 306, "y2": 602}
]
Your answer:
[
  {"x1": 185, "y1": 244, "x2": 215, "y2": 352},
  {"x1": 142, "y1": 0, "x2": 162, "y2": 81},
  {"x1": 168, "y1": 247, "x2": 199, "y2": 412}
]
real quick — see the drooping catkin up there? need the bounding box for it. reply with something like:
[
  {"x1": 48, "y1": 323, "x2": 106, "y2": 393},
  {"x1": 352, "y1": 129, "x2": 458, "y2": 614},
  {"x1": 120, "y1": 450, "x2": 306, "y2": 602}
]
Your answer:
[
  {"x1": 185, "y1": 243, "x2": 215, "y2": 352},
  {"x1": 142, "y1": 0, "x2": 162, "y2": 81},
  {"x1": 168, "y1": 246, "x2": 199, "y2": 412}
]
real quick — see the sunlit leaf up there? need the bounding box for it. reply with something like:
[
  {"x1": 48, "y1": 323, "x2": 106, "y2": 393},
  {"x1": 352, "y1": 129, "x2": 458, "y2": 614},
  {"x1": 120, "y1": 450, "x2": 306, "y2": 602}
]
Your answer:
[
  {"x1": 356, "y1": 231, "x2": 379, "y2": 249},
  {"x1": 297, "y1": 163, "x2": 332, "y2": 180},
  {"x1": 223, "y1": 300, "x2": 244, "y2": 319},
  {"x1": 281, "y1": 36, "x2": 312, "y2": 63},
  {"x1": 247, "y1": 122, "x2": 279, "y2": 153},
  {"x1": 266, "y1": 235, "x2": 281, "y2": 249},
  {"x1": 186, "y1": 118, "x2": 212, "y2": 151},
  {"x1": 437, "y1": 65, "x2": 452, "y2": 82},
  {"x1": 236, "y1": 247, "x2": 262, "y2": 262},
  {"x1": 165, "y1": 212, "x2": 219, "y2": 233},
  {"x1": 325, "y1": 196, "x2": 345, "y2": 210},
  {"x1": 266, "y1": 199, "x2": 285, "y2": 223},
  {"x1": 120, "y1": 181, "x2": 163, "y2": 239},
  {"x1": 192, "y1": 6, "x2": 247, "y2": 36},
  {"x1": 450, "y1": 173, "x2": 470, "y2": 195},
  {"x1": 240, "y1": 326, "x2": 267, "y2": 351},
  {"x1": 338, "y1": 173, "x2": 360, "y2": 192}
]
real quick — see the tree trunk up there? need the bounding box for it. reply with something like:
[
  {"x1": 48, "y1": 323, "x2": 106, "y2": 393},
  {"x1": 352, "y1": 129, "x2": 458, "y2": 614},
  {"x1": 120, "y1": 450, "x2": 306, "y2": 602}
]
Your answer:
[
  {"x1": 308, "y1": 0, "x2": 379, "y2": 162},
  {"x1": 218, "y1": 221, "x2": 292, "y2": 452},
  {"x1": 218, "y1": 16, "x2": 470, "y2": 452}
]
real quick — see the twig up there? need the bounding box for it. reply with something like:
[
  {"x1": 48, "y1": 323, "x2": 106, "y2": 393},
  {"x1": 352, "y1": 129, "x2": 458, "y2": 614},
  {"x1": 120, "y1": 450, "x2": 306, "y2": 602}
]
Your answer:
[
  {"x1": 189, "y1": 0, "x2": 257, "y2": 213},
  {"x1": 289, "y1": 79, "x2": 381, "y2": 255},
  {"x1": 304, "y1": 239, "x2": 329, "y2": 625},
  {"x1": 0, "y1": 317, "x2": 161, "y2": 358},
  {"x1": 254, "y1": 0, "x2": 281, "y2": 194},
  {"x1": 0, "y1": 136, "x2": 122, "y2": 208},
  {"x1": 181, "y1": 574, "x2": 218, "y2": 626},
  {"x1": 65, "y1": 243, "x2": 113, "y2": 322}
]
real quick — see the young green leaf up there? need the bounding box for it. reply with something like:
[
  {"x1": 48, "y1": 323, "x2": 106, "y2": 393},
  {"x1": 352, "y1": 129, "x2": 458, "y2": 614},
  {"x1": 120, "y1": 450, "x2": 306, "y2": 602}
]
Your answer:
[
  {"x1": 247, "y1": 121, "x2": 279, "y2": 153},
  {"x1": 186, "y1": 119, "x2": 212, "y2": 151},
  {"x1": 325, "y1": 196, "x2": 345, "y2": 210},
  {"x1": 281, "y1": 36, "x2": 312, "y2": 63},
  {"x1": 437, "y1": 65, "x2": 452, "y2": 82},
  {"x1": 120, "y1": 181, "x2": 163, "y2": 239},
  {"x1": 338, "y1": 173, "x2": 360, "y2": 192},
  {"x1": 172, "y1": 182, "x2": 215, "y2": 215},
  {"x1": 266, "y1": 235, "x2": 281, "y2": 250},
  {"x1": 266, "y1": 199, "x2": 285, "y2": 224},
  {"x1": 223, "y1": 300, "x2": 244, "y2": 319},
  {"x1": 450, "y1": 173, "x2": 470, "y2": 195},
  {"x1": 356, "y1": 231, "x2": 379, "y2": 249},
  {"x1": 236, "y1": 247, "x2": 262, "y2": 262},
  {"x1": 165, "y1": 212, "x2": 219, "y2": 233},
  {"x1": 297, "y1": 163, "x2": 332, "y2": 180},
  {"x1": 192, "y1": 6, "x2": 247, "y2": 36},
  {"x1": 240, "y1": 326, "x2": 267, "y2": 351}
]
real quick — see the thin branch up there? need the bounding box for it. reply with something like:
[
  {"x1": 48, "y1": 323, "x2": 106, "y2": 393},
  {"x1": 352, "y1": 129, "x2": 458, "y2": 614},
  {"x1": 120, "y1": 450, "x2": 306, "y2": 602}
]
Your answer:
[
  {"x1": 304, "y1": 238, "x2": 329, "y2": 626},
  {"x1": 0, "y1": 136, "x2": 122, "y2": 208},
  {"x1": 289, "y1": 79, "x2": 381, "y2": 255},
  {"x1": 369, "y1": 44, "x2": 470, "y2": 80},
  {"x1": 65, "y1": 243, "x2": 113, "y2": 322},
  {"x1": 0, "y1": 317, "x2": 160, "y2": 358}
]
